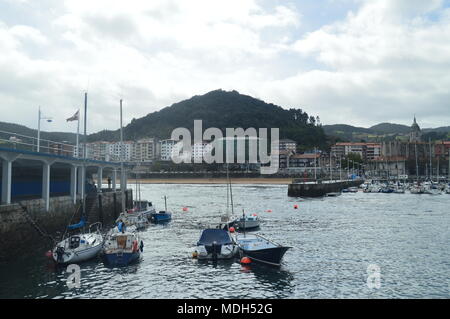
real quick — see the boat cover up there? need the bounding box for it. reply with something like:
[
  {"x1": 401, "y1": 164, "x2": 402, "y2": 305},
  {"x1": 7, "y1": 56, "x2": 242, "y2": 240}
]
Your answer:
[
  {"x1": 68, "y1": 217, "x2": 86, "y2": 230},
  {"x1": 197, "y1": 229, "x2": 233, "y2": 246}
]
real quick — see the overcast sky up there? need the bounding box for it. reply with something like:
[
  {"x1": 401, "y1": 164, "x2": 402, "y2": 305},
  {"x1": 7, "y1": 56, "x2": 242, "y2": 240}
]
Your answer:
[{"x1": 1, "y1": 0, "x2": 449, "y2": 134}]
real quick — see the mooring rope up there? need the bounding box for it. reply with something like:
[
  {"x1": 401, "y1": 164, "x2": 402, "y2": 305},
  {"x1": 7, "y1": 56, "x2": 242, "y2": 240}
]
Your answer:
[{"x1": 18, "y1": 202, "x2": 56, "y2": 244}]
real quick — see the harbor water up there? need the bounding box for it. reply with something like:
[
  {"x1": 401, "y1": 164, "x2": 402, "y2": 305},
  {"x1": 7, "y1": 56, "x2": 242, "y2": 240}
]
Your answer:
[{"x1": 0, "y1": 183, "x2": 449, "y2": 299}]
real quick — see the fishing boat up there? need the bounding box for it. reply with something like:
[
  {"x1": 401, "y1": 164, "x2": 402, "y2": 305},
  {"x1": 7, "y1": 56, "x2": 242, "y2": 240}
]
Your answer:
[
  {"x1": 194, "y1": 228, "x2": 238, "y2": 260},
  {"x1": 236, "y1": 233, "x2": 291, "y2": 267},
  {"x1": 234, "y1": 213, "x2": 260, "y2": 230},
  {"x1": 133, "y1": 200, "x2": 156, "y2": 221},
  {"x1": 53, "y1": 222, "x2": 103, "y2": 264},
  {"x1": 102, "y1": 225, "x2": 143, "y2": 267},
  {"x1": 151, "y1": 196, "x2": 172, "y2": 223}
]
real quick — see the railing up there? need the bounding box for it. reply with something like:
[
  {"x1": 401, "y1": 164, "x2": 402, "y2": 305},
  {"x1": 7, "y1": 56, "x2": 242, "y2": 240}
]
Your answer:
[{"x1": 0, "y1": 129, "x2": 77, "y2": 157}]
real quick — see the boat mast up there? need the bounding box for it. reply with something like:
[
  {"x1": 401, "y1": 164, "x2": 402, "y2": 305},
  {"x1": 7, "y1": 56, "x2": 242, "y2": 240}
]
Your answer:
[
  {"x1": 120, "y1": 99, "x2": 125, "y2": 213},
  {"x1": 82, "y1": 92, "x2": 87, "y2": 219},
  {"x1": 164, "y1": 195, "x2": 167, "y2": 211},
  {"x1": 415, "y1": 142, "x2": 419, "y2": 182}
]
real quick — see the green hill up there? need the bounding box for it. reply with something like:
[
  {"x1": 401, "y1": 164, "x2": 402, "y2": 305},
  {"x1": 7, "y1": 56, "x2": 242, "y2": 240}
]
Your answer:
[{"x1": 88, "y1": 89, "x2": 327, "y2": 148}]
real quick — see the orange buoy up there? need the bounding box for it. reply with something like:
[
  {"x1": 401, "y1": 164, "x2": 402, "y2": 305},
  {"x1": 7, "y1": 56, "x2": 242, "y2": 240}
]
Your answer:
[
  {"x1": 192, "y1": 251, "x2": 198, "y2": 259},
  {"x1": 294, "y1": 204, "x2": 299, "y2": 209},
  {"x1": 266, "y1": 209, "x2": 272, "y2": 213},
  {"x1": 229, "y1": 227, "x2": 235, "y2": 233},
  {"x1": 240, "y1": 257, "x2": 252, "y2": 264},
  {"x1": 182, "y1": 207, "x2": 188, "y2": 212}
]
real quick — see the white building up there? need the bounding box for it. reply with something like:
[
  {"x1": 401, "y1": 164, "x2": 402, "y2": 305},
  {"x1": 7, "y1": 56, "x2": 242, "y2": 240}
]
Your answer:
[
  {"x1": 160, "y1": 139, "x2": 177, "y2": 161},
  {"x1": 279, "y1": 139, "x2": 297, "y2": 153},
  {"x1": 192, "y1": 141, "x2": 213, "y2": 163}
]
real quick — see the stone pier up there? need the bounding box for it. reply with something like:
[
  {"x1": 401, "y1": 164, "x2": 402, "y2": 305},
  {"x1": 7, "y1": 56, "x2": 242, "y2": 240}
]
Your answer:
[
  {"x1": 288, "y1": 180, "x2": 364, "y2": 197},
  {"x1": 0, "y1": 189, "x2": 133, "y2": 263}
]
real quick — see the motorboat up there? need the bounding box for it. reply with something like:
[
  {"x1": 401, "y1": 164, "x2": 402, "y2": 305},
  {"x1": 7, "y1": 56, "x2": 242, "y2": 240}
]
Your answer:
[
  {"x1": 102, "y1": 225, "x2": 143, "y2": 267},
  {"x1": 236, "y1": 233, "x2": 291, "y2": 267},
  {"x1": 194, "y1": 228, "x2": 238, "y2": 261},
  {"x1": 234, "y1": 213, "x2": 260, "y2": 230},
  {"x1": 53, "y1": 222, "x2": 103, "y2": 264}
]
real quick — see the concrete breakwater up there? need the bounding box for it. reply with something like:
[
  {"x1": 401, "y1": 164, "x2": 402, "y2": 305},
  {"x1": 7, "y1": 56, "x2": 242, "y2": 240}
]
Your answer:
[
  {"x1": 0, "y1": 190, "x2": 133, "y2": 263},
  {"x1": 288, "y1": 180, "x2": 364, "y2": 197}
]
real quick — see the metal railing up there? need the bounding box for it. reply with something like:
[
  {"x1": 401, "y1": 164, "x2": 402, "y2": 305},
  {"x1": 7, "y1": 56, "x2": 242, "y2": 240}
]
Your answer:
[{"x1": 0, "y1": 129, "x2": 77, "y2": 157}]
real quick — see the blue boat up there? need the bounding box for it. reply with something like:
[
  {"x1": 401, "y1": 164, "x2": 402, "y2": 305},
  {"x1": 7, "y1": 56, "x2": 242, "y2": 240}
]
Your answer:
[
  {"x1": 151, "y1": 211, "x2": 172, "y2": 223},
  {"x1": 102, "y1": 226, "x2": 143, "y2": 267},
  {"x1": 151, "y1": 196, "x2": 172, "y2": 223}
]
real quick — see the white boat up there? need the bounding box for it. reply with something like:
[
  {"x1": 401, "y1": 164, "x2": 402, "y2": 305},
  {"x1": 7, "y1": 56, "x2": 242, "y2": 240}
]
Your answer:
[
  {"x1": 117, "y1": 209, "x2": 149, "y2": 230},
  {"x1": 53, "y1": 223, "x2": 103, "y2": 264},
  {"x1": 410, "y1": 185, "x2": 424, "y2": 194},
  {"x1": 194, "y1": 228, "x2": 238, "y2": 260},
  {"x1": 133, "y1": 200, "x2": 156, "y2": 221},
  {"x1": 393, "y1": 186, "x2": 405, "y2": 194},
  {"x1": 234, "y1": 213, "x2": 261, "y2": 230}
]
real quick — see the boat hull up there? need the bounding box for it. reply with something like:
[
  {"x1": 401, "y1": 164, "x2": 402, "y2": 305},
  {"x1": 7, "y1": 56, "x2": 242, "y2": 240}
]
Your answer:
[
  {"x1": 103, "y1": 251, "x2": 140, "y2": 267},
  {"x1": 236, "y1": 220, "x2": 260, "y2": 230},
  {"x1": 151, "y1": 213, "x2": 172, "y2": 223},
  {"x1": 240, "y1": 246, "x2": 291, "y2": 267}
]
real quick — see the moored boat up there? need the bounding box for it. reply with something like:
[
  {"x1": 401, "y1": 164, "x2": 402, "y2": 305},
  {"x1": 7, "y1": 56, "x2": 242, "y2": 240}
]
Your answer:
[
  {"x1": 236, "y1": 233, "x2": 291, "y2": 267},
  {"x1": 194, "y1": 228, "x2": 238, "y2": 260},
  {"x1": 102, "y1": 226, "x2": 143, "y2": 267},
  {"x1": 235, "y1": 213, "x2": 260, "y2": 230},
  {"x1": 53, "y1": 223, "x2": 103, "y2": 264},
  {"x1": 151, "y1": 211, "x2": 172, "y2": 223}
]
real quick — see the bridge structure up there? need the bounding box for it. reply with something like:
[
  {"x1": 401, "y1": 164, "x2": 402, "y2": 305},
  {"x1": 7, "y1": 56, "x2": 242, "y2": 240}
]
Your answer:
[{"x1": 0, "y1": 146, "x2": 129, "y2": 211}]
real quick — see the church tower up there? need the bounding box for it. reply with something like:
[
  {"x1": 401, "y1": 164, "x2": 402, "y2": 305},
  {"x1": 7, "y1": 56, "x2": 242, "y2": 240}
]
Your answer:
[{"x1": 409, "y1": 116, "x2": 422, "y2": 142}]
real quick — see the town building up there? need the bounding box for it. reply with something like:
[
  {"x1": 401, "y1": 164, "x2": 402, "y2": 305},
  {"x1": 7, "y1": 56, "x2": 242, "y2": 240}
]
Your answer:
[
  {"x1": 279, "y1": 139, "x2": 297, "y2": 153},
  {"x1": 160, "y1": 139, "x2": 177, "y2": 161}
]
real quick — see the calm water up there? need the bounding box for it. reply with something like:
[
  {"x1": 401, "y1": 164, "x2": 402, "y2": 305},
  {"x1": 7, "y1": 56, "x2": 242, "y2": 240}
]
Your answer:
[{"x1": 0, "y1": 184, "x2": 449, "y2": 299}]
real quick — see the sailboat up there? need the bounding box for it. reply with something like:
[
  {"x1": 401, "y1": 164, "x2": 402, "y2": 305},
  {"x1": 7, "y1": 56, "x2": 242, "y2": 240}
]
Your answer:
[
  {"x1": 150, "y1": 195, "x2": 172, "y2": 223},
  {"x1": 103, "y1": 99, "x2": 144, "y2": 266},
  {"x1": 53, "y1": 93, "x2": 103, "y2": 264},
  {"x1": 132, "y1": 167, "x2": 156, "y2": 221},
  {"x1": 53, "y1": 222, "x2": 103, "y2": 264},
  {"x1": 102, "y1": 223, "x2": 143, "y2": 266}
]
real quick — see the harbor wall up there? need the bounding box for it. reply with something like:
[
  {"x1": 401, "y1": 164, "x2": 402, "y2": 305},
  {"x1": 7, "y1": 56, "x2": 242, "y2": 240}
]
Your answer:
[
  {"x1": 288, "y1": 180, "x2": 364, "y2": 197},
  {"x1": 0, "y1": 189, "x2": 133, "y2": 263}
]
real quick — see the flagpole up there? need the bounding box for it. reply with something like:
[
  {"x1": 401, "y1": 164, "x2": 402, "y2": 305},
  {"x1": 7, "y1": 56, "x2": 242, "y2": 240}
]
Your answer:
[
  {"x1": 37, "y1": 106, "x2": 41, "y2": 152},
  {"x1": 76, "y1": 110, "x2": 80, "y2": 158}
]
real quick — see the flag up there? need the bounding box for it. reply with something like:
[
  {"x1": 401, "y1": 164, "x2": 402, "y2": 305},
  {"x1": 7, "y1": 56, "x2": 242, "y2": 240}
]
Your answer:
[{"x1": 66, "y1": 110, "x2": 79, "y2": 122}]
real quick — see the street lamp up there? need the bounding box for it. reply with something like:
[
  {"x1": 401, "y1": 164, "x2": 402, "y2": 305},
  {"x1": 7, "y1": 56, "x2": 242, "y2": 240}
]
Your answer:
[{"x1": 37, "y1": 106, "x2": 53, "y2": 152}]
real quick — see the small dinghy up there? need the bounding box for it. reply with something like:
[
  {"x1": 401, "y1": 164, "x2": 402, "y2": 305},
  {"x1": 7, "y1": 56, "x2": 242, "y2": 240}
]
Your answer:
[
  {"x1": 194, "y1": 228, "x2": 238, "y2": 260},
  {"x1": 236, "y1": 234, "x2": 291, "y2": 267},
  {"x1": 102, "y1": 223, "x2": 143, "y2": 267},
  {"x1": 53, "y1": 222, "x2": 103, "y2": 264}
]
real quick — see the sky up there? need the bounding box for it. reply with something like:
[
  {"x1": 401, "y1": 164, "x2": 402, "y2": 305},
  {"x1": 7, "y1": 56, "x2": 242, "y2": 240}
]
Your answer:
[{"x1": 1, "y1": 0, "x2": 449, "y2": 134}]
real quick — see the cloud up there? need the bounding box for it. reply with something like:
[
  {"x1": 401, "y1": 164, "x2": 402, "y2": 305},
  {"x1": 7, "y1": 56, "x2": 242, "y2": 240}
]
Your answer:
[
  {"x1": 0, "y1": 0, "x2": 448, "y2": 138},
  {"x1": 262, "y1": 0, "x2": 450, "y2": 128}
]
